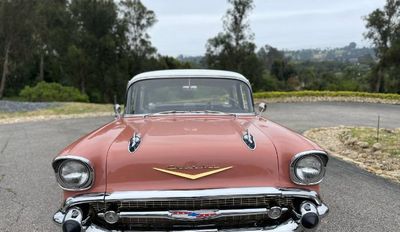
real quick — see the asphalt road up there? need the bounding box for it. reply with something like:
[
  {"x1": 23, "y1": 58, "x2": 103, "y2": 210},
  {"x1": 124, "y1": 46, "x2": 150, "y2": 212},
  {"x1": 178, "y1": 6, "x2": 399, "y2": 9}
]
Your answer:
[{"x1": 0, "y1": 102, "x2": 399, "y2": 231}]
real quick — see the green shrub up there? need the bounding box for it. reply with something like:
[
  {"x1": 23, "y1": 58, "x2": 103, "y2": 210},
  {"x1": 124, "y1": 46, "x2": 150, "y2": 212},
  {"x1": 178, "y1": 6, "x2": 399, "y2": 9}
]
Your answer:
[
  {"x1": 253, "y1": 90, "x2": 400, "y2": 101},
  {"x1": 20, "y1": 82, "x2": 89, "y2": 102}
]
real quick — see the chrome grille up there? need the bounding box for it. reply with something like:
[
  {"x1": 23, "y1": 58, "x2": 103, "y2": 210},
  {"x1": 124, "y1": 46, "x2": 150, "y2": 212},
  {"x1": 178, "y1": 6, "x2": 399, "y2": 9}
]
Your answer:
[
  {"x1": 116, "y1": 214, "x2": 274, "y2": 230},
  {"x1": 90, "y1": 196, "x2": 294, "y2": 230},
  {"x1": 101, "y1": 196, "x2": 293, "y2": 211}
]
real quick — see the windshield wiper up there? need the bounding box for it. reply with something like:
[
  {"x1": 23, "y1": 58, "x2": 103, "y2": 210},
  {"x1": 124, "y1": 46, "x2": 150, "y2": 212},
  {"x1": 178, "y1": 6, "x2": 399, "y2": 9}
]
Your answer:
[
  {"x1": 192, "y1": 110, "x2": 237, "y2": 117},
  {"x1": 144, "y1": 110, "x2": 191, "y2": 117},
  {"x1": 145, "y1": 110, "x2": 237, "y2": 117}
]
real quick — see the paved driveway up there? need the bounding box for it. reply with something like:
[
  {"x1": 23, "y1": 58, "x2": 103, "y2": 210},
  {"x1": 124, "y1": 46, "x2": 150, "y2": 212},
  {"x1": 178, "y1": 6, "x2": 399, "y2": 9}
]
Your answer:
[{"x1": 0, "y1": 102, "x2": 399, "y2": 231}]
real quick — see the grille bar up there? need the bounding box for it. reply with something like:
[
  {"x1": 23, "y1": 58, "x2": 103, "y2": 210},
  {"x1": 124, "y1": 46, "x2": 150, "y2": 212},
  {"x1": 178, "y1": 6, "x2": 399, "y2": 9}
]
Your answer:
[
  {"x1": 95, "y1": 196, "x2": 293, "y2": 211},
  {"x1": 121, "y1": 214, "x2": 269, "y2": 227},
  {"x1": 98, "y1": 208, "x2": 272, "y2": 220}
]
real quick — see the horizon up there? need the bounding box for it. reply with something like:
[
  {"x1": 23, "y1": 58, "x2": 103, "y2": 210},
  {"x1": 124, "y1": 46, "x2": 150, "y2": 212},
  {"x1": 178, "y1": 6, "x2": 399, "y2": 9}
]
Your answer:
[
  {"x1": 142, "y1": 0, "x2": 384, "y2": 57},
  {"x1": 175, "y1": 43, "x2": 375, "y2": 58}
]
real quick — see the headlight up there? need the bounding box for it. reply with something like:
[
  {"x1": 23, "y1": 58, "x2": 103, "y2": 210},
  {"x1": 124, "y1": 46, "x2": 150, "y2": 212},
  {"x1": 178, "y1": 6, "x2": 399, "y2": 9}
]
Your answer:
[
  {"x1": 290, "y1": 151, "x2": 328, "y2": 185},
  {"x1": 53, "y1": 156, "x2": 94, "y2": 191}
]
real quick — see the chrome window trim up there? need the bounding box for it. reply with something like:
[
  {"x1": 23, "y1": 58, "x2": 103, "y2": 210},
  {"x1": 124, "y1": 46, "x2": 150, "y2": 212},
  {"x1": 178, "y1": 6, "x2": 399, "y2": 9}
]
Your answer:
[
  {"x1": 59, "y1": 187, "x2": 323, "y2": 212},
  {"x1": 124, "y1": 76, "x2": 255, "y2": 116},
  {"x1": 289, "y1": 150, "x2": 329, "y2": 186},
  {"x1": 52, "y1": 155, "x2": 95, "y2": 192},
  {"x1": 122, "y1": 113, "x2": 257, "y2": 118},
  {"x1": 127, "y1": 70, "x2": 252, "y2": 90}
]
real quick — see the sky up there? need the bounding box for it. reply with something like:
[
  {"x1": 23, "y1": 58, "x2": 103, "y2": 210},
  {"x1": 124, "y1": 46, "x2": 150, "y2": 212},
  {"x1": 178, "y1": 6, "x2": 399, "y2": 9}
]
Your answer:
[{"x1": 141, "y1": 0, "x2": 385, "y2": 56}]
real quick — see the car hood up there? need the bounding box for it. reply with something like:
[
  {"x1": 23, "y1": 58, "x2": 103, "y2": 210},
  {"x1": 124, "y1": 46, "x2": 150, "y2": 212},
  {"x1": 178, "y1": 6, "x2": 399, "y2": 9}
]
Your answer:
[{"x1": 105, "y1": 116, "x2": 280, "y2": 192}]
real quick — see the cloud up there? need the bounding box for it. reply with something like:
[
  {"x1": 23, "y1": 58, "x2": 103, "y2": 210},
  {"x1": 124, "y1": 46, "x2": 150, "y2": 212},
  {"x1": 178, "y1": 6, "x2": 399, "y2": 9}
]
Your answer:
[{"x1": 142, "y1": 0, "x2": 385, "y2": 56}]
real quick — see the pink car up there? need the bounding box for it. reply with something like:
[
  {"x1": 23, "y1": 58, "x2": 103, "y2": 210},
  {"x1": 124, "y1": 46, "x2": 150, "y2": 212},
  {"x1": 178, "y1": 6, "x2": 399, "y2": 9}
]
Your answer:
[{"x1": 52, "y1": 70, "x2": 329, "y2": 232}]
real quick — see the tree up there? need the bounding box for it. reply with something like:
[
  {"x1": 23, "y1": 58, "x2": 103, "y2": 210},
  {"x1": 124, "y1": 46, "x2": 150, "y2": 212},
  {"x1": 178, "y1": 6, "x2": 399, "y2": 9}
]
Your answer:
[
  {"x1": 0, "y1": 0, "x2": 35, "y2": 98},
  {"x1": 270, "y1": 60, "x2": 296, "y2": 85},
  {"x1": 0, "y1": 0, "x2": 171, "y2": 102},
  {"x1": 205, "y1": 0, "x2": 264, "y2": 89},
  {"x1": 67, "y1": 0, "x2": 121, "y2": 100},
  {"x1": 257, "y1": 45, "x2": 284, "y2": 70},
  {"x1": 32, "y1": 0, "x2": 69, "y2": 82},
  {"x1": 364, "y1": 0, "x2": 400, "y2": 92},
  {"x1": 119, "y1": 0, "x2": 157, "y2": 57}
]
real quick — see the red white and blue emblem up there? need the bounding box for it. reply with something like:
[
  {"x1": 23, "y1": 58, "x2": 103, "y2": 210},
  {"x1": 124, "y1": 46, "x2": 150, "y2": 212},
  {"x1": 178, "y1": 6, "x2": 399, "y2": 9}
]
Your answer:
[{"x1": 170, "y1": 210, "x2": 218, "y2": 220}]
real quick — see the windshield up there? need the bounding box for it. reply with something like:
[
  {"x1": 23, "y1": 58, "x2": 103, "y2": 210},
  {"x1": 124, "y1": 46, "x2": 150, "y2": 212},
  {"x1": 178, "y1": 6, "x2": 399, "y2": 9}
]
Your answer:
[{"x1": 126, "y1": 78, "x2": 254, "y2": 114}]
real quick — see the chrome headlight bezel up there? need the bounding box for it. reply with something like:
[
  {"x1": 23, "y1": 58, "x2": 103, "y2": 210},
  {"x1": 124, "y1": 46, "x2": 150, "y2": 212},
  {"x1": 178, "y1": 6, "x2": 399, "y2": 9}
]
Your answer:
[
  {"x1": 290, "y1": 150, "x2": 328, "y2": 185},
  {"x1": 52, "y1": 156, "x2": 94, "y2": 191}
]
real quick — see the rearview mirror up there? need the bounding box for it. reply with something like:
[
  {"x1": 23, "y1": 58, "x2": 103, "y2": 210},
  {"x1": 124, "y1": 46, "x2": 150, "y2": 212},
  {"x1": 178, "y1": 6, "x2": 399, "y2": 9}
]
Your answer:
[
  {"x1": 114, "y1": 104, "x2": 122, "y2": 119},
  {"x1": 258, "y1": 102, "x2": 267, "y2": 113}
]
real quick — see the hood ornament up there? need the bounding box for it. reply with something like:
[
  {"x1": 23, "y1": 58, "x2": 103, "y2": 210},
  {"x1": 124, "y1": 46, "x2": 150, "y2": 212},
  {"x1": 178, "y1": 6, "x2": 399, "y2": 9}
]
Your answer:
[
  {"x1": 243, "y1": 130, "x2": 256, "y2": 150},
  {"x1": 128, "y1": 133, "x2": 141, "y2": 153}
]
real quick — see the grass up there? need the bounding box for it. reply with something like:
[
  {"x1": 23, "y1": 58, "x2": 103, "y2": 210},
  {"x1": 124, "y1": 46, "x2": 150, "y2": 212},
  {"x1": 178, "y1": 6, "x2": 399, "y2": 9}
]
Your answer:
[
  {"x1": 0, "y1": 102, "x2": 113, "y2": 120},
  {"x1": 253, "y1": 90, "x2": 400, "y2": 101},
  {"x1": 350, "y1": 127, "x2": 400, "y2": 156}
]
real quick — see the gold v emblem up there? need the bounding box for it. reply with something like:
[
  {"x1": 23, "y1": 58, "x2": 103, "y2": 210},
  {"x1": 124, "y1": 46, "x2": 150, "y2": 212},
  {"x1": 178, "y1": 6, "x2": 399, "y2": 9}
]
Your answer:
[{"x1": 153, "y1": 166, "x2": 233, "y2": 180}]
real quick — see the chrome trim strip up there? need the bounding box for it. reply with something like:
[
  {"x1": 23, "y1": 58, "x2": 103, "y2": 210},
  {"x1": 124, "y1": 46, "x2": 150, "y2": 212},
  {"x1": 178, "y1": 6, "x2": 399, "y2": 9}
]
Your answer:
[
  {"x1": 57, "y1": 187, "x2": 323, "y2": 213},
  {"x1": 60, "y1": 193, "x2": 105, "y2": 213},
  {"x1": 52, "y1": 155, "x2": 93, "y2": 172},
  {"x1": 98, "y1": 208, "x2": 275, "y2": 221},
  {"x1": 289, "y1": 150, "x2": 329, "y2": 186},
  {"x1": 106, "y1": 187, "x2": 279, "y2": 201},
  {"x1": 104, "y1": 187, "x2": 321, "y2": 205},
  {"x1": 125, "y1": 73, "x2": 255, "y2": 116},
  {"x1": 123, "y1": 113, "x2": 257, "y2": 118},
  {"x1": 52, "y1": 155, "x2": 95, "y2": 192},
  {"x1": 127, "y1": 70, "x2": 252, "y2": 89}
]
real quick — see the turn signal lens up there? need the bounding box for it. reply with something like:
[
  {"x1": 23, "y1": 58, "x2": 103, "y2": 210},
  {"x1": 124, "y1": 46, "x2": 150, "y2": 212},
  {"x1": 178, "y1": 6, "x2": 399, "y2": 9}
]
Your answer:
[
  {"x1": 104, "y1": 211, "x2": 119, "y2": 224},
  {"x1": 268, "y1": 207, "x2": 282, "y2": 219}
]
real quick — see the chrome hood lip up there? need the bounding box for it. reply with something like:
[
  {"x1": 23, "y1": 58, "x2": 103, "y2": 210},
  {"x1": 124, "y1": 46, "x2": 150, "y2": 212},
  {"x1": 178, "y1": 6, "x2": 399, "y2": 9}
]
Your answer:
[
  {"x1": 103, "y1": 187, "x2": 320, "y2": 203},
  {"x1": 58, "y1": 187, "x2": 324, "y2": 213}
]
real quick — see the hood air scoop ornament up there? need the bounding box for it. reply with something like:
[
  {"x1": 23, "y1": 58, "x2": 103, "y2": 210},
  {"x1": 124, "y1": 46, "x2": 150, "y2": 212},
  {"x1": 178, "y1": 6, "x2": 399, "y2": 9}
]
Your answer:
[
  {"x1": 128, "y1": 133, "x2": 141, "y2": 153},
  {"x1": 243, "y1": 130, "x2": 256, "y2": 150}
]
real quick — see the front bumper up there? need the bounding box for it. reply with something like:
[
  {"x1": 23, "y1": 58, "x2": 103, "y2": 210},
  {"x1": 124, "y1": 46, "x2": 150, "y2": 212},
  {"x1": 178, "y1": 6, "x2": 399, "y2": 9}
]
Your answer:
[
  {"x1": 82, "y1": 218, "x2": 305, "y2": 231},
  {"x1": 53, "y1": 187, "x2": 329, "y2": 232}
]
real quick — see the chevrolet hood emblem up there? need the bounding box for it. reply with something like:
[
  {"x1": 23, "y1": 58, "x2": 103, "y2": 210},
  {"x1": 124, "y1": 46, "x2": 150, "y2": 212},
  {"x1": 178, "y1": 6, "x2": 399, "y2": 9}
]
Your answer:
[{"x1": 153, "y1": 166, "x2": 233, "y2": 180}]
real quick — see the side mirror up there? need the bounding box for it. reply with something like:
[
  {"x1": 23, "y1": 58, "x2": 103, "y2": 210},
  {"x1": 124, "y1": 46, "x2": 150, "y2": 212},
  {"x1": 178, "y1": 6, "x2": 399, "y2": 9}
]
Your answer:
[
  {"x1": 258, "y1": 102, "x2": 267, "y2": 113},
  {"x1": 114, "y1": 104, "x2": 122, "y2": 119}
]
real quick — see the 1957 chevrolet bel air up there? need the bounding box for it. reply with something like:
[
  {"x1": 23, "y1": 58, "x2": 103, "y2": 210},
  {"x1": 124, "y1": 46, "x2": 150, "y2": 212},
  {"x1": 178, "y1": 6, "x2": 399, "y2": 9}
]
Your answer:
[{"x1": 52, "y1": 70, "x2": 329, "y2": 232}]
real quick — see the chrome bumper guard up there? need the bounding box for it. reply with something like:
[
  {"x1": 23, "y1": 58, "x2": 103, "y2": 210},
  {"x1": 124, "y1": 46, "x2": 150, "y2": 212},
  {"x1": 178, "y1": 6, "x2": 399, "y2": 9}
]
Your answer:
[{"x1": 53, "y1": 187, "x2": 329, "y2": 232}]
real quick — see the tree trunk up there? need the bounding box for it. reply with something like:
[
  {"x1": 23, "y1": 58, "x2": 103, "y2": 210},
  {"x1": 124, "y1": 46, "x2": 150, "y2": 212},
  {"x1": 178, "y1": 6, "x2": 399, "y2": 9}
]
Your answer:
[
  {"x1": 375, "y1": 66, "x2": 383, "y2": 92},
  {"x1": 0, "y1": 43, "x2": 10, "y2": 99},
  {"x1": 37, "y1": 53, "x2": 44, "y2": 82},
  {"x1": 80, "y1": 77, "x2": 86, "y2": 94}
]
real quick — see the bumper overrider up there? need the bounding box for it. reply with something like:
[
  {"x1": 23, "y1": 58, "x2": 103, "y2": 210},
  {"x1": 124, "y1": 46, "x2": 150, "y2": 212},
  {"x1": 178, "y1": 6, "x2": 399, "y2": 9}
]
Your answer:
[{"x1": 53, "y1": 187, "x2": 329, "y2": 232}]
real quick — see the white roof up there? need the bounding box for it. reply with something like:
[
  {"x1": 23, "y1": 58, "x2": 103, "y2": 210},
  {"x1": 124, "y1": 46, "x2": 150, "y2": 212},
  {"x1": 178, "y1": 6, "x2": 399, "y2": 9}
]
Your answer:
[{"x1": 127, "y1": 69, "x2": 251, "y2": 88}]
